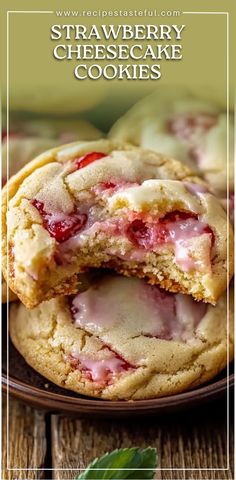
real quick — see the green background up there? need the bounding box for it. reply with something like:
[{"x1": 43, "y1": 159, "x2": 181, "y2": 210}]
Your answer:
[{"x1": 1, "y1": 0, "x2": 235, "y2": 130}]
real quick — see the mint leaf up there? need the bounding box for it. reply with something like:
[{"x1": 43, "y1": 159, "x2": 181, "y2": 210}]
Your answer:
[{"x1": 77, "y1": 447, "x2": 157, "y2": 479}]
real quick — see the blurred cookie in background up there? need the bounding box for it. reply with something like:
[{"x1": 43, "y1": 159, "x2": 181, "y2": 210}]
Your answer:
[
  {"x1": 110, "y1": 87, "x2": 233, "y2": 197},
  {"x1": 3, "y1": 78, "x2": 105, "y2": 115}
]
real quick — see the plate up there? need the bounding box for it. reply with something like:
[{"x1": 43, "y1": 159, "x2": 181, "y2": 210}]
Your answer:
[{"x1": 3, "y1": 329, "x2": 234, "y2": 417}]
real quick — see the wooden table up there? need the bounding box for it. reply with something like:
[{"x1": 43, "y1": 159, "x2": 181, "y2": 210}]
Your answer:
[{"x1": 2, "y1": 394, "x2": 233, "y2": 480}]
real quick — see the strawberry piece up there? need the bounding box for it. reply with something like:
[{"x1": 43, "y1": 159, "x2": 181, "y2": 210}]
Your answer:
[
  {"x1": 126, "y1": 211, "x2": 214, "y2": 249},
  {"x1": 167, "y1": 113, "x2": 217, "y2": 141},
  {"x1": 74, "y1": 152, "x2": 106, "y2": 170},
  {"x1": 32, "y1": 199, "x2": 45, "y2": 215},
  {"x1": 102, "y1": 181, "x2": 116, "y2": 189},
  {"x1": 167, "y1": 113, "x2": 217, "y2": 164},
  {"x1": 32, "y1": 199, "x2": 87, "y2": 243},
  {"x1": 126, "y1": 219, "x2": 155, "y2": 249},
  {"x1": 47, "y1": 214, "x2": 87, "y2": 242}
]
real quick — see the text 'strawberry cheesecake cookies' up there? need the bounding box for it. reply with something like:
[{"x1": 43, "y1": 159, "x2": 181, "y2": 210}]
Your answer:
[
  {"x1": 110, "y1": 88, "x2": 233, "y2": 196},
  {"x1": 2, "y1": 140, "x2": 233, "y2": 308},
  {"x1": 10, "y1": 275, "x2": 234, "y2": 400}
]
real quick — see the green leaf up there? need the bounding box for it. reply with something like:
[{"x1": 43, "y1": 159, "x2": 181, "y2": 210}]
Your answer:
[{"x1": 77, "y1": 447, "x2": 157, "y2": 479}]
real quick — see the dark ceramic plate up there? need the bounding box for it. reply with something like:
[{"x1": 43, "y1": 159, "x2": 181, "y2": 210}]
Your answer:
[{"x1": 2, "y1": 327, "x2": 234, "y2": 417}]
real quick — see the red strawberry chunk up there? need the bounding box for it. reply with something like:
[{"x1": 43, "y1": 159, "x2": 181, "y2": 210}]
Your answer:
[
  {"x1": 102, "y1": 181, "x2": 116, "y2": 189},
  {"x1": 46, "y1": 214, "x2": 87, "y2": 242},
  {"x1": 32, "y1": 199, "x2": 87, "y2": 243},
  {"x1": 126, "y1": 219, "x2": 156, "y2": 249},
  {"x1": 74, "y1": 152, "x2": 106, "y2": 170},
  {"x1": 32, "y1": 199, "x2": 45, "y2": 215},
  {"x1": 126, "y1": 211, "x2": 214, "y2": 249}
]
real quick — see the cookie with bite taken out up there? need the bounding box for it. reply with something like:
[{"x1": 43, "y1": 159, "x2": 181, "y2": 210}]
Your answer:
[
  {"x1": 1, "y1": 118, "x2": 102, "y2": 303},
  {"x1": 2, "y1": 139, "x2": 233, "y2": 308}
]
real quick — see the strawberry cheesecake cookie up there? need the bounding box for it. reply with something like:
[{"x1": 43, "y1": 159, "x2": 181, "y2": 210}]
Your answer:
[
  {"x1": 2, "y1": 277, "x2": 17, "y2": 303},
  {"x1": 110, "y1": 88, "x2": 233, "y2": 196},
  {"x1": 9, "y1": 274, "x2": 234, "y2": 400},
  {"x1": 2, "y1": 118, "x2": 102, "y2": 183},
  {"x1": 1, "y1": 119, "x2": 102, "y2": 303},
  {"x1": 2, "y1": 136, "x2": 56, "y2": 303},
  {"x1": 2, "y1": 139, "x2": 233, "y2": 308}
]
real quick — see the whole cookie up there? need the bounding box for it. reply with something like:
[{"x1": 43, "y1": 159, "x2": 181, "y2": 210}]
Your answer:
[
  {"x1": 110, "y1": 88, "x2": 233, "y2": 196},
  {"x1": 2, "y1": 139, "x2": 233, "y2": 308},
  {"x1": 10, "y1": 275, "x2": 234, "y2": 400}
]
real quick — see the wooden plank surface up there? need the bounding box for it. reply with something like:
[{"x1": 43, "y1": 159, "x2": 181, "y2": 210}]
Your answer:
[
  {"x1": 2, "y1": 398, "x2": 47, "y2": 480},
  {"x1": 51, "y1": 396, "x2": 233, "y2": 480},
  {"x1": 2, "y1": 396, "x2": 233, "y2": 480}
]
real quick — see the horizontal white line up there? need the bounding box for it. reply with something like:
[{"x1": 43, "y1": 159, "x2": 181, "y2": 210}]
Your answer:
[
  {"x1": 7, "y1": 10, "x2": 54, "y2": 13},
  {"x1": 183, "y1": 11, "x2": 228, "y2": 14}
]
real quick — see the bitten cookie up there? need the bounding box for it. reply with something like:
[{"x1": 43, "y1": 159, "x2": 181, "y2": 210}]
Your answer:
[
  {"x1": 2, "y1": 139, "x2": 233, "y2": 308},
  {"x1": 1, "y1": 120, "x2": 102, "y2": 303},
  {"x1": 10, "y1": 275, "x2": 234, "y2": 401},
  {"x1": 110, "y1": 88, "x2": 233, "y2": 196}
]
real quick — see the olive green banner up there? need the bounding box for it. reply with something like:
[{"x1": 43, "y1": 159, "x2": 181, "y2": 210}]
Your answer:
[{"x1": 0, "y1": 0, "x2": 235, "y2": 120}]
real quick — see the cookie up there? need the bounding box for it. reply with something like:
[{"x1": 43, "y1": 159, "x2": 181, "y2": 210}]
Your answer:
[
  {"x1": 2, "y1": 118, "x2": 102, "y2": 183},
  {"x1": 110, "y1": 88, "x2": 233, "y2": 196},
  {"x1": 1, "y1": 120, "x2": 102, "y2": 304},
  {"x1": 2, "y1": 276, "x2": 17, "y2": 303},
  {"x1": 2, "y1": 139, "x2": 233, "y2": 308},
  {"x1": 9, "y1": 274, "x2": 234, "y2": 400}
]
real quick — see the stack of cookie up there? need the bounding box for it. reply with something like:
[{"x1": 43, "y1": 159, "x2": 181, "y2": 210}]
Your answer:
[{"x1": 2, "y1": 94, "x2": 234, "y2": 401}]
